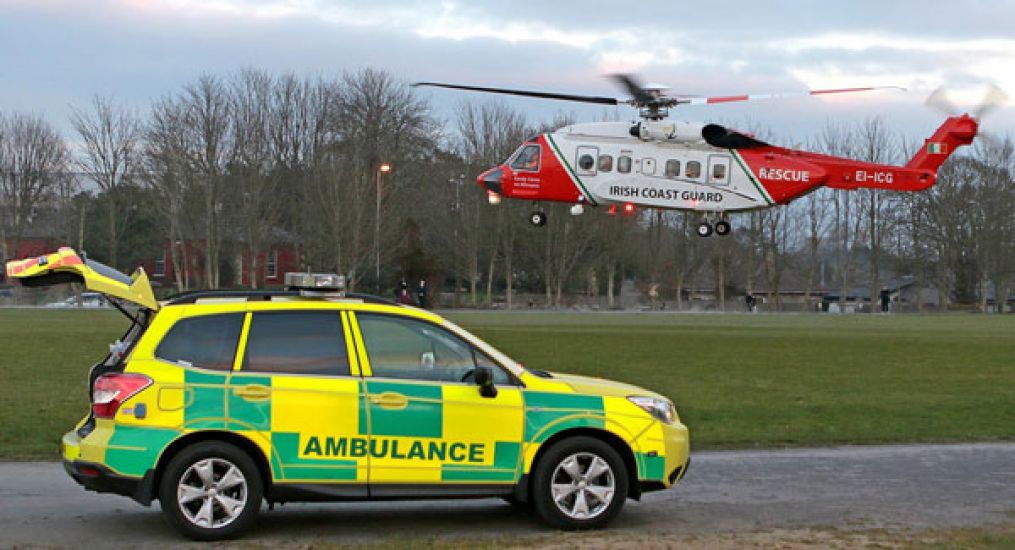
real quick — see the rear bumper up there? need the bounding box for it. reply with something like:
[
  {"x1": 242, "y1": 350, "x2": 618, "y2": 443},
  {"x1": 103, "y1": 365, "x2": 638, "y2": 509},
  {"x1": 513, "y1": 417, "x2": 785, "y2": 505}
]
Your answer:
[{"x1": 63, "y1": 460, "x2": 155, "y2": 506}]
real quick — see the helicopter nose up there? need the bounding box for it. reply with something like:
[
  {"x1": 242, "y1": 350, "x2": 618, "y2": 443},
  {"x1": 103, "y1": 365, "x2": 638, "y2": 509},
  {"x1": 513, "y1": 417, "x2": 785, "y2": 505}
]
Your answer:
[{"x1": 478, "y1": 167, "x2": 504, "y2": 194}]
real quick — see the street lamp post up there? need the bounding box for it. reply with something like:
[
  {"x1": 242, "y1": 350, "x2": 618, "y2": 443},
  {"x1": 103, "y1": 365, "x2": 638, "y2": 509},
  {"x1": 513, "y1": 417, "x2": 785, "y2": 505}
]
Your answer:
[{"x1": 375, "y1": 162, "x2": 391, "y2": 294}]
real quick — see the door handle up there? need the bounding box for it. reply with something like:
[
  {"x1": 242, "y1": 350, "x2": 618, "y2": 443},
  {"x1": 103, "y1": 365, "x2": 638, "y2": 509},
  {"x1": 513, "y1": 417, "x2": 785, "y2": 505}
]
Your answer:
[
  {"x1": 233, "y1": 384, "x2": 271, "y2": 401},
  {"x1": 370, "y1": 392, "x2": 408, "y2": 410}
]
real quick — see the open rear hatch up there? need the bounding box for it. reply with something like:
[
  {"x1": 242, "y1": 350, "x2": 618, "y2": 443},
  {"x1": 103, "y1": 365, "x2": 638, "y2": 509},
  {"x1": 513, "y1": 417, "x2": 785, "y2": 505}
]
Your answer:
[
  {"x1": 5, "y1": 247, "x2": 159, "y2": 311},
  {"x1": 6, "y1": 247, "x2": 158, "y2": 436}
]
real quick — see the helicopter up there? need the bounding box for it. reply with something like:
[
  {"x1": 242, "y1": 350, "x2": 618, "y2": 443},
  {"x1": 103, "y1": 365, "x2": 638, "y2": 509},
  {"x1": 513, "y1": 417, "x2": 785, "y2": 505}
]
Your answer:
[{"x1": 414, "y1": 75, "x2": 1001, "y2": 236}]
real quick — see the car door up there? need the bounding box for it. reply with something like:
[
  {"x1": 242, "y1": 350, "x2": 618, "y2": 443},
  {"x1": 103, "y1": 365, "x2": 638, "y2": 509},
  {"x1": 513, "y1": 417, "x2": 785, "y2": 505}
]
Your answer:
[
  {"x1": 350, "y1": 312, "x2": 524, "y2": 496},
  {"x1": 229, "y1": 306, "x2": 367, "y2": 494}
]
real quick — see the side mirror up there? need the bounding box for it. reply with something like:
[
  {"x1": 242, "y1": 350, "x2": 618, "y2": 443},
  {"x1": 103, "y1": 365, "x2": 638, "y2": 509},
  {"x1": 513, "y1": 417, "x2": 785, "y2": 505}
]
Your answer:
[{"x1": 474, "y1": 366, "x2": 498, "y2": 398}]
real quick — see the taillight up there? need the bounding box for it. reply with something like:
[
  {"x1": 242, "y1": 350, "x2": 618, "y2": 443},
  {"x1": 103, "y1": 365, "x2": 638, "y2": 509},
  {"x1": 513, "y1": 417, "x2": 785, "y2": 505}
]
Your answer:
[{"x1": 92, "y1": 373, "x2": 152, "y2": 418}]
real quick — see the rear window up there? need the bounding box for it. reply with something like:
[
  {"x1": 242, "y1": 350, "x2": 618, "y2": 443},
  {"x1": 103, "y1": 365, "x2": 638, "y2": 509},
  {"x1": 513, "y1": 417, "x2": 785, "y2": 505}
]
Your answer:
[
  {"x1": 155, "y1": 313, "x2": 243, "y2": 371},
  {"x1": 242, "y1": 311, "x2": 350, "y2": 376}
]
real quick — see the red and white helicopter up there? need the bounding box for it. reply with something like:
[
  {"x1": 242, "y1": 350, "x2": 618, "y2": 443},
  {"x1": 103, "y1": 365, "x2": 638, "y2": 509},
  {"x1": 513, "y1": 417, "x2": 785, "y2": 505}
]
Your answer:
[{"x1": 416, "y1": 75, "x2": 997, "y2": 236}]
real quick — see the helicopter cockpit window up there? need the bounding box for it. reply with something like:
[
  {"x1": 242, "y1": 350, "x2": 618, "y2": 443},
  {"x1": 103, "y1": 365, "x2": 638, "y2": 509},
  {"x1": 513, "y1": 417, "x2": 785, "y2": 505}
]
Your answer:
[
  {"x1": 686, "y1": 161, "x2": 701, "y2": 179},
  {"x1": 665, "y1": 159, "x2": 681, "y2": 177},
  {"x1": 598, "y1": 155, "x2": 613, "y2": 172},
  {"x1": 510, "y1": 145, "x2": 540, "y2": 172},
  {"x1": 617, "y1": 155, "x2": 632, "y2": 174}
]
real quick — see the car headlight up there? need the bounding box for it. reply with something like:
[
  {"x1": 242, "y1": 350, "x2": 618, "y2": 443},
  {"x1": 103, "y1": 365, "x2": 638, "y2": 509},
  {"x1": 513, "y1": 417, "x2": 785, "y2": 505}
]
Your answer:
[{"x1": 628, "y1": 396, "x2": 676, "y2": 424}]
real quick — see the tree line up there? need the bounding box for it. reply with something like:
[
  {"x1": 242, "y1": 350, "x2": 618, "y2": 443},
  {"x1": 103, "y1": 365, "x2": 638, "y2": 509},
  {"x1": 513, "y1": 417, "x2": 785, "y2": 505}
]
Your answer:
[{"x1": 0, "y1": 67, "x2": 1012, "y2": 311}]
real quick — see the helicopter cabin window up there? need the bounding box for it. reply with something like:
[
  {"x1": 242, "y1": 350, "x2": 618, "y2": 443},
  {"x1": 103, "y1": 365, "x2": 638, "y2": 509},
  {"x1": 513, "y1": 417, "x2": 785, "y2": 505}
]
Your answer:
[
  {"x1": 686, "y1": 161, "x2": 702, "y2": 180},
  {"x1": 598, "y1": 155, "x2": 613, "y2": 172},
  {"x1": 617, "y1": 155, "x2": 632, "y2": 174},
  {"x1": 510, "y1": 145, "x2": 540, "y2": 172},
  {"x1": 576, "y1": 146, "x2": 598, "y2": 176},
  {"x1": 665, "y1": 159, "x2": 681, "y2": 177},
  {"x1": 708, "y1": 155, "x2": 731, "y2": 185}
]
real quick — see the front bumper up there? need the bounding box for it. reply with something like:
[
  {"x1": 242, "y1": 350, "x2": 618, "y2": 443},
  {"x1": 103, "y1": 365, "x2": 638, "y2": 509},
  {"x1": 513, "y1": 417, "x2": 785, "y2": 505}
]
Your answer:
[{"x1": 639, "y1": 421, "x2": 690, "y2": 494}]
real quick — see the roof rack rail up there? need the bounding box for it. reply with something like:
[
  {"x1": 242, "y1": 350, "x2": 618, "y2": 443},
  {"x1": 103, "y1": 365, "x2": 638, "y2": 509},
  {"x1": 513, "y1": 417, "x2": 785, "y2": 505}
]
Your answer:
[{"x1": 164, "y1": 289, "x2": 398, "y2": 306}]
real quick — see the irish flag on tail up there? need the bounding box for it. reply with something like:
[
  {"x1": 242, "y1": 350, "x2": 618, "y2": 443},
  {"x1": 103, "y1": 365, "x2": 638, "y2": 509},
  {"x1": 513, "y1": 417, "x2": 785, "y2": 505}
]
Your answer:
[{"x1": 928, "y1": 142, "x2": 947, "y2": 154}]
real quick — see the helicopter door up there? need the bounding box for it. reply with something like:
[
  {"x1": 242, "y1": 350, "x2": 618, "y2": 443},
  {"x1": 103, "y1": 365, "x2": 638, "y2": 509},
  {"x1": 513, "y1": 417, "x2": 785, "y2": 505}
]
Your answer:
[
  {"x1": 640, "y1": 157, "x2": 656, "y2": 175},
  {"x1": 707, "y1": 155, "x2": 731, "y2": 186},
  {"x1": 576, "y1": 146, "x2": 598, "y2": 177}
]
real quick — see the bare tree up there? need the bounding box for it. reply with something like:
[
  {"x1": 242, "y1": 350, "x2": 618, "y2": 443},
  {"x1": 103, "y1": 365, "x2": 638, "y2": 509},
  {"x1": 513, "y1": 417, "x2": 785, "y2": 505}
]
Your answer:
[
  {"x1": 145, "y1": 97, "x2": 192, "y2": 291},
  {"x1": 455, "y1": 101, "x2": 529, "y2": 305},
  {"x1": 70, "y1": 95, "x2": 141, "y2": 269},
  {"x1": 183, "y1": 75, "x2": 233, "y2": 288},
  {"x1": 0, "y1": 113, "x2": 68, "y2": 261}
]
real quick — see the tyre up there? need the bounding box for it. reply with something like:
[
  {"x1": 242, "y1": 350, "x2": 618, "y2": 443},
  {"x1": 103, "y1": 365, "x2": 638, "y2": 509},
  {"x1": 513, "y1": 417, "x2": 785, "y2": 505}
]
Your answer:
[
  {"x1": 531, "y1": 436, "x2": 628, "y2": 530},
  {"x1": 696, "y1": 221, "x2": 713, "y2": 237},
  {"x1": 715, "y1": 220, "x2": 731, "y2": 236},
  {"x1": 158, "y1": 441, "x2": 263, "y2": 541}
]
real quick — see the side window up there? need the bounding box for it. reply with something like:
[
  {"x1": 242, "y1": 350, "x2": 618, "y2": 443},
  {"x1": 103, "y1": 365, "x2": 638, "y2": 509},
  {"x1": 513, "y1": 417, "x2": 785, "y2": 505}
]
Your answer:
[
  {"x1": 686, "y1": 161, "x2": 702, "y2": 179},
  {"x1": 243, "y1": 311, "x2": 349, "y2": 376},
  {"x1": 617, "y1": 155, "x2": 632, "y2": 174},
  {"x1": 358, "y1": 314, "x2": 507, "y2": 384},
  {"x1": 510, "y1": 145, "x2": 540, "y2": 172},
  {"x1": 665, "y1": 159, "x2": 681, "y2": 177},
  {"x1": 576, "y1": 146, "x2": 598, "y2": 176},
  {"x1": 475, "y1": 349, "x2": 512, "y2": 385},
  {"x1": 156, "y1": 313, "x2": 244, "y2": 371},
  {"x1": 712, "y1": 163, "x2": 726, "y2": 180},
  {"x1": 598, "y1": 154, "x2": 613, "y2": 172}
]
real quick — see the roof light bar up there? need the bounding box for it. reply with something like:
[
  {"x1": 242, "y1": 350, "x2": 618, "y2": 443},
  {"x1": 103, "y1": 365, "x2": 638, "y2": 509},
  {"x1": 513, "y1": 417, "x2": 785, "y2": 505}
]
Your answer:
[{"x1": 284, "y1": 272, "x2": 346, "y2": 293}]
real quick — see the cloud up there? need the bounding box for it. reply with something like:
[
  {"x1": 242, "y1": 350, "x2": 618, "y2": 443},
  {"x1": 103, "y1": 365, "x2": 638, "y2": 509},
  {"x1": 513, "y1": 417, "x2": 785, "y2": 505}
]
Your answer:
[{"x1": 0, "y1": 0, "x2": 1011, "y2": 142}]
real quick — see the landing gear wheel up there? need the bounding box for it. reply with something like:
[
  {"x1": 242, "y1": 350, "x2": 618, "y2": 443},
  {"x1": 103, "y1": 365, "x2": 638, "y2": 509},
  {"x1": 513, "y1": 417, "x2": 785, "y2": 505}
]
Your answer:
[
  {"x1": 531, "y1": 436, "x2": 628, "y2": 530},
  {"x1": 530, "y1": 211, "x2": 547, "y2": 227},
  {"x1": 714, "y1": 220, "x2": 731, "y2": 236},
  {"x1": 696, "y1": 221, "x2": 713, "y2": 237},
  {"x1": 159, "y1": 441, "x2": 263, "y2": 541}
]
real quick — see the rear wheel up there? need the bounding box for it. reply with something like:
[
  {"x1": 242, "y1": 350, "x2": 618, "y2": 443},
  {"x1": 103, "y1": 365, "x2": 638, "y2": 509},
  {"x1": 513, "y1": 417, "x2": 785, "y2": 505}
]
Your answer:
[
  {"x1": 531, "y1": 436, "x2": 628, "y2": 530},
  {"x1": 158, "y1": 441, "x2": 263, "y2": 541}
]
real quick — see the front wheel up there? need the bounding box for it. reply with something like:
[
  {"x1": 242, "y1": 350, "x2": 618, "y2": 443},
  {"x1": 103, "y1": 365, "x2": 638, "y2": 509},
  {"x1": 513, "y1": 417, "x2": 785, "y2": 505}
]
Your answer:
[
  {"x1": 158, "y1": 441, "x2": 263, "y2": 541},
  {"x1": 531, "y1": 436, "x2": 628, "y2": 530}
]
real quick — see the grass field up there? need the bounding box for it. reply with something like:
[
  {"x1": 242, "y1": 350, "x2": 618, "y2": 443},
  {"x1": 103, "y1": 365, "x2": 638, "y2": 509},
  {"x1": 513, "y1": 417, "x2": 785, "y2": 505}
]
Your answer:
[{"x1": 1, "y1": 309, "x2": 1013, "y2": 459}]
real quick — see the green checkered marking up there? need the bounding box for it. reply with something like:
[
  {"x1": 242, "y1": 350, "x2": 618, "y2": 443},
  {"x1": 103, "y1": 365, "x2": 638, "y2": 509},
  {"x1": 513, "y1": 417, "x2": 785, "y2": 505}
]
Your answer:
[
  {"x1": 105, "y1": 425, "x2": 179, "y2": 477},
  {"x1": 183, "y1": 370, "x2": 228, "y2": 429},
  {"x1": 363, "y1": 381, "x2": 442, "y2": 438},
  {"x1": 273, "y1": 431, "x2": 358, "y2": 481},
  {"x1": 637, "y1": 452, "x2": 666, "y2": 480},
  {"x1": 441, "y1": 441, "x2": 521, "y2": 482},
  {"x1": 227, "y1": 374, "x2": 272, "y2": 431},
  {"x1": 524, "y1": 391, "x2": 605, "y2": 442}
]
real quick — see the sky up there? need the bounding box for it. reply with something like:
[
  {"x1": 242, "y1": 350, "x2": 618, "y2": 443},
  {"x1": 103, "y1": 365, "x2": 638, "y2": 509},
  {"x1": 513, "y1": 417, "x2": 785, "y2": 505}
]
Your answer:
[{"x1": 2, "y1": 0, "x2": 1013, "y2": 149}]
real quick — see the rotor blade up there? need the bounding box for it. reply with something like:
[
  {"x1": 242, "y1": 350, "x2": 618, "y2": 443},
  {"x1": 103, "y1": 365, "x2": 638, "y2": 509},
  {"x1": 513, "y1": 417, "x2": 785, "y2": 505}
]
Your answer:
[
  {"x1": 412, "y1": 82, "x2": 619, "y2": 105},
  {"x1": 608, "y1": 74, "x2": 655, "y2": 104},
  {"x1": 973, "y1": 84, "x2": 1008, "y2": 120},
  {"x1": 681, "y1": 86, "x2": 906, "y2": 106},
  {"x1": 925, "y1": 87, "x2": 960, "y2": 117}
]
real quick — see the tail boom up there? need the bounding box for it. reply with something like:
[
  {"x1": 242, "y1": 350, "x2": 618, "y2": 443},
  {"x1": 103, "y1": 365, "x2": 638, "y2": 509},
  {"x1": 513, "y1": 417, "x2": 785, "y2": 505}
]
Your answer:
[{"x1": 904, "y1": 114, "x2": 978, "y2": 173}]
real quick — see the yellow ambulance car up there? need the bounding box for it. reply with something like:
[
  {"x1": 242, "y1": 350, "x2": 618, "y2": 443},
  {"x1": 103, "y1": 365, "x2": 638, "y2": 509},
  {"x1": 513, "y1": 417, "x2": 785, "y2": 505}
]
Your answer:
[{"x1": 6, "y1": 248, "x2": 689, "y2": 540}]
